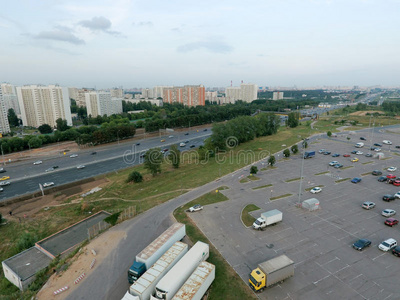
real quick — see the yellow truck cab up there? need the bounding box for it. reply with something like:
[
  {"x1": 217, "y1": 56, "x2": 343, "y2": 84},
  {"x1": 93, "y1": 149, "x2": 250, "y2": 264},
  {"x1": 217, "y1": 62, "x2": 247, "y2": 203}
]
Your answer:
[{"x1": 249, "y1": 267, "x2": 266, "y2": 292}]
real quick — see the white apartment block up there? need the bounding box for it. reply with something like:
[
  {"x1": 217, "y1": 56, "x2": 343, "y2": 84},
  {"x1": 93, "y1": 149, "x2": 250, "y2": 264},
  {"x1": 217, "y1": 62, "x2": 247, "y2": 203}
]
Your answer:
[
  {"x1": 1, "y1": 83, "x2": 20, "y2": 115},
  {"x1": 110, "y1": 88, "x2": 124, "y2": 98},
  {"x1": 16, "y1": 85, "x2": 72, "y2": 127},
  {"x1": 225, "y1": 83, "x2": 258, "y2": 103},
  {"x1": 225, "y1": 87, "x2": 242, "y2": 103},
  {"x1": 0, "y1": 86, "x2": 11, "y2": 134},
  {"x1": 124, "y1": 99, "x2": 163, "y2": 107},
  {"x1": 273, "y1": 91, "x2": 284, "y2": 100},
  {"x1": 85, "y1": 91, "x2": 123, "y2": 117},
  {"x1": 141, "y1": 88, "x2": 154, "y2": 99},
  {"x1": 153, "y1": 86, "x2": 172, "y2": 99}
]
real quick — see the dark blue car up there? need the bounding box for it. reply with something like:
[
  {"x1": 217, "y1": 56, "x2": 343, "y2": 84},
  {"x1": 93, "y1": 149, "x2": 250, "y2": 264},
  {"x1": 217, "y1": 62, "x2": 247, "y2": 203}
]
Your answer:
[
  {"x1": 351, "y1": 177, "x2": 362, "y2": 183},
  {"x1": 353, "y1": 239, "x2": 371, "y2": 251},
  {"x1": 332, "y1": 153, "x2": 340, "y2": 157}
]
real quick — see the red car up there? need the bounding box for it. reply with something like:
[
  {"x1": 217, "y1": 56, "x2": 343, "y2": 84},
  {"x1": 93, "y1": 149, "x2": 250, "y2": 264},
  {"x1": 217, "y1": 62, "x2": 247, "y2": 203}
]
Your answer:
[
  {"x1": 387, "y1": 174, "x2": 396, "y2": 179},
  {"x1": 343, "y1": 154, "x2": 350, "y2": 157},
  {"x1": 394, "y1": 180, "x2": 400, "y2": 186},
  {"x1": 385, "y1": 218, "x2": 399, "y2": 227}
]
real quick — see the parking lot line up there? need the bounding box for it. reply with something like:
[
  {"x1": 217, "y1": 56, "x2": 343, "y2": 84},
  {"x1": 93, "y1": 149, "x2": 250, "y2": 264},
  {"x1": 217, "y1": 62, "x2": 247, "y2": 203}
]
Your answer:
[{"x1": 372, "y1": 252, "x2": 386, "y2": 261}]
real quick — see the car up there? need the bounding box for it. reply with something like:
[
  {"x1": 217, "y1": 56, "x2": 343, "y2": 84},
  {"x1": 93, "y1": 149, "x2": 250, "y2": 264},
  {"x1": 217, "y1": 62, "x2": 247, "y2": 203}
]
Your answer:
[
  {"x1": 392, "y1": 246, "x2": 400, "y2": 257},
  {"x1": 203, "y1": 129, "x2": 208, "y2": 131},
  {"x1": 91, "y1": 151, "x2": 97, "y2": 154},
  {"x1": 383, "y1": 194, "x2": 396, "y2": 202},
  {"x1": 0, "y1": 181, "x2": 10, "y2": 186},
  {"x1": 318, "y1": 149, "x2": 326, "y2": 154},
  {"x1": 360, "y1": 137, "x2": 366, "y2": 140},
  {"x1": 334, "y1": 163, "x2": 343, "y2": 169},
  {"x1": 43, "y1": 182, "x2": 55, "y2": 188},
  {"x1": 351, "y1": 158, "x2": 359, "y2": 162},
  {"x1": 372, "y1": 170, "x2": 382, "y2": 176},
  {"x1": 161, "y1": 139, "x2": 166, "y2": 142},
  {"x1": 0, "y1": 176, "x2": 10, "y2": 181},
  {"x1": 331, "y1": 153, "x2": 340, "y2": 157},
  {"x1": 352, "y1": 239, "x2": 371, "y2": 251},
  {"x1": 139, "y1": 153, "x2": 145, "y2": 158},
  {"x1": 33, "y1": 160, "x2": 42, "y2": 165},
  {"x1": 343, "y1": 154, "x2": 350, "y2": 157},
  {"x1": 362, "y1": 201, "x2": 375, "y2": 209},
  {"x1": 387, "y1": 174, "x2": 396, "y2": 179},
  {"x1": 374, "y1": 148, "x2": 381, "y2": 152},
  {"x1": 45, "y1": 167, "x2": 55, "y2": 172},
  {"x1": 70, "y1": 154, "x2": 78, "y2": 158},
  {"x1": 382, "y1": 209, "x2": 396, "y2": 217},
  {"x1": 374, "y1": 143, "x2": 383, "y2": 147},
  {"x1": 383, "y1": 140, "x2": 392, "y2": 145},
  {"x1": 184, "y1": 140, "x2": 189, "y2": 144},
  {"x1": 190, "y1": 144, "x2": 196, "y2": 148},
  {"x1": 184, "y1": 133, "x2": 189, "y2": 135},
  {"x1": 168, "y1": 135, "x2": 174, "y2": 138},
  {"x1": 329, "y1": 161, "x2": 339, "y2": 166},
  {"x1": 370, "y1": 146, "x2": 377, "y2": 151},
  {"x1": 378, "y1": 238, "x2": 397, "y2": 251},
  {"x1": 0, "y1": 168, "x2": 6, "y2": 173},
  {"x1": 388, "y1": 167, "x2": 397, "y2": 172},
  {"x1": 77, "y1": 165, "x2": 86, "y2": 169},
  {"x1": 351, "y1": 177, "x2": 361, "y2": 183},
  {"x1": 0, "y1": 187, "x2": 3, "y2": 192},
  {"x1": 179, "y1": 142, "x2": 186, "y2": 147},
  {"x1": 189, "y1": 204, "x2": 203, "y2": 212},
  {"x1": 378, "y1": 176, "x2": 388, "y2": 182},
  {"x1": 53, "y1": 165, "x2": 59, "y2": 169},
  {"x1": 323, "y1": 151, "x2": 331, "y2": 155},
  {"x1": 396, "y1": 145, "x2": 400, "y2": 149},
  {"x1": 331, "y1": 133, "x2": 338, "y2": 137},
  {"x1": 388, "y1": 178, "x2": 397, "y2": 184},
  {"x1": 356, "y1": 151, "x2": 363, "y2": 155},
  {"x1": 161, "y1": 148, "x2": 169, "y2": 154},
  {"x1": 385, "y1": 218, "x2": 399, "y2": 227},
  {"x1": 351, "y1": 150, "x2": 358, "y2": 154},
  {"x1": 365, "y1": 153, "x2": 373, "y2": 157},
  {"x1": 394, "y1": 180, "x2": 400, "y2": 186},
  {"x1": 310, "y1": 187, "x2": 322, "y2": 194}
]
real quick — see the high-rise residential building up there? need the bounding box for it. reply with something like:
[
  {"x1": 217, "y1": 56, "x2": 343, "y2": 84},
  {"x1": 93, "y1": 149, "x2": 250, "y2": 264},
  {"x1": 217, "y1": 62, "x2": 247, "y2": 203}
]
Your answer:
[
  {"x1": 1, "y1": 83, "x2": 20, "y2": 115},
  {"x1": 272, "y1": 92, "x2": 284, "y2": 100},
  {"x1": 85, "y1": 91, "x2": 123, "y2": 117},
  {"x1": 225, "y1": 83, "x2": 258, "y2": 103},
  {"x1": 0, "y1": 86, "x2": 11, "y2": 134},
  {"x1": 153, "y1": 86, "x2": 172, "y2": 99},
  {"x1": 225, "y1": 87, "x2": 242, "y2": 103},
  {"x1": 162, "y1": 85, "x2": 205, "y2": 107},
  {"x1": 110, "y1": 88, "x2": 124, "y2": 98},
  {"x1": 16, "y1": 85, "x2": 72, "y2": 127},
  {"x1": 141, "y1": 88, "x2": 154, "y2": 99}
]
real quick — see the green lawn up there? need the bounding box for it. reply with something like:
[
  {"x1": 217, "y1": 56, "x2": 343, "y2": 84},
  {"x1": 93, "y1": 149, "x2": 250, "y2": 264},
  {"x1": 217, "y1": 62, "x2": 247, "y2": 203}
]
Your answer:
[{"x1": 241, "y1": 204, "x2": 260, "y2": 227}]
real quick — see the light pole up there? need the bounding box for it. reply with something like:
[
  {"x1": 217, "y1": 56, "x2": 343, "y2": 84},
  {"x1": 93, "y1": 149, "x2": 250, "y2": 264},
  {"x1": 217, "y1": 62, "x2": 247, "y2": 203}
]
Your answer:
[
  {"x1": 0, "y1": 144, "x2": 4, "y2": 166},
  {"x1": 117, "y1": 130, "x2": 120, "y2": 145},
  {"x1": 298, "y1": 139, "x2": 305, "y2": 204}
]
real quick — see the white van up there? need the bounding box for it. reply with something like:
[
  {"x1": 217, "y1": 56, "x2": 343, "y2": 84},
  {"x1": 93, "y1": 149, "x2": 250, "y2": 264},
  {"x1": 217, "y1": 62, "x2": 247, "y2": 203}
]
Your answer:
[{"x1": 355, "y1": 142, "x2": 364, "y2": 148}]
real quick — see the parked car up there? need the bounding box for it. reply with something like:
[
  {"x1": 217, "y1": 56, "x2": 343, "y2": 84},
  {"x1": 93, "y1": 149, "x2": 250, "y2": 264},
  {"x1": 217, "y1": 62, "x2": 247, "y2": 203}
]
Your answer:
[
  {"x1": 343, "y1": 154, "x2": 350, "y2": 157},
  {"x1": 43, "y1": 182, "x2": 55, "y2": 188},
  {"x1": 331, "y1": 153, "x2": 340, "y2": 157},
  {"x1": 370, "y1": 147, "x2": 377, "y2": 151},
  {"x1": 374, "y1": 143, "x2": 383, "y2": 147},
  {"x1": 351, "y1": 150, "x2": 358, "y2": 154},
  {"x1": 351, "y1": 158, "x2": 359, "y2": 162},
  {"x1": 378, "y1": 238, "x2": 397, "y2": 251},
  {"x1": 323, "y1": 151, "x2": 331, "y2": 155},
  {"x1": 382, "y1": 209, "x2": 396, "y2": 217},
  {"x1": 334, "y1": 163, "x2": 343, "y2": 169},
  {"x1": 388, "y1": 178, "x2": 397, "y2": 184},
  {"x1": 160, "y1": 148, "x2": 169, "y2": 154},
  {"x1": 362, "y1": 201, "x2": 375, "y2": 209},
  {"x1": 395, "y1": 192, "x2": 400, "y2": 198},
  {"x1": 0, "y1": 187, "x2": 3, "y2": 192},
  {"x1": 396, "y1": 145, "x2": 400, "y2": 149},
  {"x1": 356, "y1": 151, "x2": 363, "y2": 155},
  {"x1": 351, "y1": 177, "x2": 361, "y2": 183},
  {"x1": 310, "y1": 187, "x2": 322, "y2": 194},
  {"x1": 388, "y1": 167, "x2": 397, "y2": 172},
  {"x1": 168, "y1": 135, "x2": 174, "y2": 138},
  {"x1": 383, "y1": 194, "x2": 396, "y2": 202},
  {"x1": 392, "y1": 246, "x2": 400, "y2": 257},
  {"x1": 189, "y1": 204, "x2": 203, "y2": 212},
  {"x1": 387, "y1": 174, "x2": 396, "y2": 179},
  {"x1": 365, "y1": 153, "x2": 373, "y2": 157},
  {"x1": 77, "y1": 165, "x2": 86, "y2": 169},
  {"x1": 0, "y1": 181, "x2": 10, "y2": 186},
  {"x1": 385, "y1": 218, "x2": 399, "y2": 227},
  {"x1": 0, "y1": 176, "x2": 10, "y2": 181},
  {"x1": 378, "y1": 176, "x2": 388, "y2": 182},
  {"x1": 374, "y1": 148, "x2": 382, "y2": 152},
  {"x1": 383, "y1": 140, "x2": 392, "y2": 145},
  {"x1": 372, "y1": 170, "x2": 382, "y2": 176},
  {"x1": 352, "y1": 239, "x2": 371, "y2": 251},
  {"x1": 393, "y1": 180, "x2": 400, "y2": 186},
  {"x1": 329, "y1": 161, "x2": 339, "y2": 166},
  {"x1": 318, "y1": 149, "x2": 326, "y2": 154},
  {"x1": 360, "y1": 137, "x2": 366, "y2": 140},
  {"x1": 33, "y1": 160, "x2": 42, "y2": 165},
  {"x1": 0, "y1": 168, "x2": 6, "y2": 173},
  {"x1": 70, "y1": 154, "x2": 78, "y2": 158}
]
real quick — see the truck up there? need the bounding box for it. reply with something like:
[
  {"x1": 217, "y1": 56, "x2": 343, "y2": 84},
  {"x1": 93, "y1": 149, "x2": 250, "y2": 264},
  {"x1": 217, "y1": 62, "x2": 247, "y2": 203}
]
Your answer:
[
  {"x1": 249, "y1": 255, "x2": 294, "y2": 292},
  {"x1": 171, "y1": 261, "x2": 215, "y2": 300},
  {"x1": 252, "y1": 209, "x2": 283, "y2": 230},
  {"x1": 303, "y1": 151, "x2": 315, "y2": 159},
  {"x1": 151, "y1": 241, "x2": 210, "y2": 300},
  {"x1": 122, "y1": 242, "x2": 189, "y2": 300},
  {"x1": 355, "y1": 142, "x2": 364, "y2": 148},
  {"x1": 128, "y1": 223, "x2": 186, "y2": 284}
]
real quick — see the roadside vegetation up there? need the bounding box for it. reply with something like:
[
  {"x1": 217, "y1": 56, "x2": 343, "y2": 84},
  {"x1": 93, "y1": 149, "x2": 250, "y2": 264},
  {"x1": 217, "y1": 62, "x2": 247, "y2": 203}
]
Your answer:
[{"x1": 241, "y1": 204, "x2": 260, "y2": 227}]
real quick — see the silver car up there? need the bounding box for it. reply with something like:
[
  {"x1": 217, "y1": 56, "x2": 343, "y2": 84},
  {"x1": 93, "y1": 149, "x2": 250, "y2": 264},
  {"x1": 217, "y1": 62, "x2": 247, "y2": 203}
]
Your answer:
[{"x1": 382, "y1": 209, "x2": 396, "y2": 217}]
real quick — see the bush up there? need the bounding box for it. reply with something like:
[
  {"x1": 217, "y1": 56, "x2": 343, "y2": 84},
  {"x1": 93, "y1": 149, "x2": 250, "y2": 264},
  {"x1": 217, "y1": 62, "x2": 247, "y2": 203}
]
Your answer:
[
  {"x1": 127, "y1": 171, "x2": 143, "y2": 183},
  {"x1": 327, "y1": 131, "x2": 332, "y2": 137},
  {"x1": 283, "y1": 149, "x2": 291, "y2": 158},
  {"x1": 250, "y1": 166, "x2": 258, "y2": 174},
  {"x1": 291, "y1": 144, "x2": 298, "y2": 154},
  {"x1": 104, "y1": 212, "x2": 121, "y2": 226},
  {"x1": 268, "y1": 155, "x2": 276, "y2": 166},
  {"x1": 16, "y1": 232, "x2": 37, "y2": 252}
]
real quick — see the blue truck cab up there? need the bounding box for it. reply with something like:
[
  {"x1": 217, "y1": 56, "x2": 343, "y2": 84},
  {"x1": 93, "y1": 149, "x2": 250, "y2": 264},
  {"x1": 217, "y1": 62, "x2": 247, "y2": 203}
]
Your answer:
[
  {"x1": 128, "y1": 261, "x2": 146, "y2": 284},
  {"x1": 304, "y1": 151, "x2": 315, "y2": 159}
]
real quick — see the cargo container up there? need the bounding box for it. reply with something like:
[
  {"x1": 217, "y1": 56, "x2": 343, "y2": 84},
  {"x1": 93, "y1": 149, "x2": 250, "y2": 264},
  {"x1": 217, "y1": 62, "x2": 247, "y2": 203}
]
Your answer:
[{"x1": 252, "y1": 210, "x2": 283, "y2": 230}]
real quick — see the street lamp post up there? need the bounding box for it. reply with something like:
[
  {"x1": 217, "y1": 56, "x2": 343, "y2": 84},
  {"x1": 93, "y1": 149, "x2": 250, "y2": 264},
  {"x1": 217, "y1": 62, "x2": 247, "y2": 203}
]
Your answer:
[
  {"x1": 117, "y1": 130, "x2": 120, "y2": 145},
  {"x1": 298, "y1": 139, "x2": 305, "y2": 204}
]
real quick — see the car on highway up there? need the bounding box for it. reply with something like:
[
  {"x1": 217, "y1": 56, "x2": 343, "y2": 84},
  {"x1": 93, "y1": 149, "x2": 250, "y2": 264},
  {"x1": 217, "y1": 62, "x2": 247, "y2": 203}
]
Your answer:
[
  {"x1": 0, "y1": 181, "x2": 10, "y2": 186},
  {"x1": 332, "y1": 153, "x2": 340, "y2": 157},
  {"x1": 356, "y1": 151, "x2": 363, "y2": 155},
  {"x1": 374, "y1": 143, "x2": 383, "y2": 147},
  {"x1": 0, "y1": 187, "x2": 3, "y2": 192},
  {"x1": 310, "y1": 187, "x2": 322, "y2": 194},
  {"x1": 392, "y1": 246, "x2": 400, "y2": 257},
  {"x1": 0, "y1": 168, "x2": 6, "y2": 173},
  {"x1": 184, "y1": 132, "x2": 189, "y2": 135},
  {"x1": 179, "y1": 142, "x2": 186, "y2": 147},
  {"x1": 372, "y1": 170, "x2": 382, "y2": 176},
  {"x1": 365, "y1": 153, "x2": 373, "y2": 157},
  {"x1": 329, "y1": 161, "x2": 339, "y2": 166},
  {"x1": 383, "y1": 194, "x2": 396, "y2": 202},
  {"x1": 343, "y1": 154, "x2": 350, "y2": 157},
  {"x1": 378, "y1": 238, "x2": 397, "y2": 251},
  {"x1": 33, "y1": 160, "x2": 42, "y2": 165},
  {"x1": 385, "y1": 218, "x2": 399, "y2": 227},
  {"x1": 387, "y1": 174, "x2": 396, "y2": 179},
  {"x1": 360, "y1": 137, "x2": 366, "y2": 140},
  {"x1": 77, "y1": 165, "x2": 86, "y2": 169},
  {"x1": 352, "y1": 239, "x2": 371, "y2": 251},
  {"x1": 160, "y1": 148, "x2": 169, "y2": 154},
  {"x1": 168, "y1": 135, "x2": 174, "y2": 138},
  {"x1": 0, "y1": 176, "x2": 10, "y2": 181},
  {"x1": 334, "y1": 163, "x2": 343, "y2": 168},
  {"x1": 160, "y1": 139, "x2": 165, "y2": 142},
  {"x1": 351, "y1": 158, "x2": 359, "y2": 162},
  {"x1": 378, "y1": 176, "x2": 388, "y2": 182},
  {"x1": 189, "y1": 204, "x2": 203, "y2": 212},
  {"x1": 382, "y1": 209, "x2": 396, "y2": 217},
  {"x1": 362, "y1": 201, "x2": 375, "y2": 209},
  {"x1": 43, "y1": 182, "x2": 55, "y2": 188},
  {"x1": 388, "y1": 167, "x2": 397, "y2": 172},
  {"x1": 70, "y1": 154, "x2": 78, "y2": 158},
  {"x1": 203, "y1": 129, "x2": 208, "y2": 131},
  {"x1": 352, "y1": 177, "x2": 361, "y2": 183},
  {"x1": 393, "y1": 180, "x2": 400, "y2": 186},
  {"x1": 53, "y1": 165, "x2": 59, "y2": 169},
  {"x1": 190, "y1": 144, "x2": 196, "y2": 148},
  {"x1": 45, "y1": 167, "x2": 55, "y2": 172},
  {"x1": 383, "y1": 140, "x2": 392, "y2": 145},
  {"x1": 91, "y1": 151, "x2": 97, "y2": 155}
]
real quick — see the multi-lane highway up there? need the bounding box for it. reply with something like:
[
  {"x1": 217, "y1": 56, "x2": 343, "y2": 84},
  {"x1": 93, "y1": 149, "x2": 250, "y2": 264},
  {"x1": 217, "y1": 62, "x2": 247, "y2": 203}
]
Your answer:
[{"x1": 0, "y1": 129, "x2": 212, "y2": 202}]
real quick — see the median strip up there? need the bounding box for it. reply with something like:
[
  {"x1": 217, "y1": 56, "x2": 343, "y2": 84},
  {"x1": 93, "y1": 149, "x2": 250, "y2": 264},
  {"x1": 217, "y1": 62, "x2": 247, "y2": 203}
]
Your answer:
[
  {"x1": 362, "y1": 161, "x2": 374, "y2": 165},
  {"x1": 315, "y1": 171, "x2": 329, "y2": 176},
  {"x1": 361, "y1": 172, "x2": 371, "y2": 176},
  {"x1": 335, "y1": 178, "x2": 350, "y2": 183},
  {"x1": 342, "y1": 166, "x2": 354, "y2": 170},
  {"x1": 252, "y1": 184, "x2": 273, "y2": 190},
  {"x1": 270, "y1": 193, "x2": 292, "y2": 201},
  {"x1": 241, "y1": 204, "x2": 260, "y2": 227},
  {"x1": 285, "y1": 177, "x2": 303, "y2": 183}
]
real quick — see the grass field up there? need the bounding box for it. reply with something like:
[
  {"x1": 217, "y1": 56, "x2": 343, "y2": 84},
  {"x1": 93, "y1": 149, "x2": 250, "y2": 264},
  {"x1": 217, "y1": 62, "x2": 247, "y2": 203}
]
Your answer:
[{"x1": 241, "y1": 204, "x2": 260, "y2": 227}]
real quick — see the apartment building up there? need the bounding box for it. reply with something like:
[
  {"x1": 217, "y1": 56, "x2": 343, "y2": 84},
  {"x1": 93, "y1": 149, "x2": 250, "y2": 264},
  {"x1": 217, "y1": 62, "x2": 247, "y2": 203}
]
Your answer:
[
  {"x1": 1, "y1": 83, "x2": 20, "y2": 115},
  {"x1": 162, "y1": 85, "x2": 205, "y2": 107},
  {"x1": 16, "y1": 85, "x2": 72, "y2": 127},
  {"x1": 273, "y1": 91, "x2": 284, "y2": 100},
  {"x1": 85, "y1": 91, "x2": 123, "y2": 117},
  {"x1": 0, "y1": 86, "x2": 11, "y2": 134},
  {"x1": 225, "y1": 83, "x2": 258, "y2": 103},
  {"x1": 110, "y1": 88, "x2": 124, "y2": 98}
]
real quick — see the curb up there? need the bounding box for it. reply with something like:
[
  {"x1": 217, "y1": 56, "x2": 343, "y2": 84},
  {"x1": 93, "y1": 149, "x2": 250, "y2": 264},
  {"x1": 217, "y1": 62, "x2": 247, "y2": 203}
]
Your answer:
[{"x1": 53, "y1": 286, "x2": 69, "y2": 295}]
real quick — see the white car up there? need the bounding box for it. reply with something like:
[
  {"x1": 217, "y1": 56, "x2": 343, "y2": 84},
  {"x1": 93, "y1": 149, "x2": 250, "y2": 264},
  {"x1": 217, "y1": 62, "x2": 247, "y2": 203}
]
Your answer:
[
  {"x1": 189, "y1": 204, "x2": 203, "y2": 212},
  {"x1": 382, "y1": 209, "x2": 396, "y2": 217},
  {"x1": 70, "y1": 154, "x2": 78, "y2": 158},
  {"x1": 77, "y1": 165, "x2": 86, "y2": 169},
  {"x1": 329, "y1": 161, "x2": 339, "y2": 166},
  {"x1": 43, "y1": 182, "x2": 55, "y2": 188},
  {"x1": 33, "y1": 160, "x2": 42, "y2": 165},
  {"x1": 378, "y1": 238, "x2": 397, "y2": 251},
  {"x1": 310, "y1": 187, "x2": 322, "y2": 194},
  {"x1": 179, "y1": 142, "x2": 186, "y2": 147},
  {"x1": 356, "y1": 151, "x2": 363, "y2": 155},
  {"x1": 45, "y1": 167, "x2": 55, "y2": 172},
  {"x1": 0, "y1": 181, "x2": 10, "y2": 186},
  {"x1": 388, "y1": 167, "x2": 397, "y2": 172},
  {"x1": 362, "y1": 201, "x2": 375, "y2": 210},
  {"x1": 374, "y1": 148, "x2": 381, "y2": 152},
  {"x1": 169, "y1": 135, "x2": 174, "y2": 138},
  {"x1": 0, "y1": 187, "x2": 3, "y2": 192},
  {"x1": 383, "y1": 140, "x2": 392, "y2": 145}
]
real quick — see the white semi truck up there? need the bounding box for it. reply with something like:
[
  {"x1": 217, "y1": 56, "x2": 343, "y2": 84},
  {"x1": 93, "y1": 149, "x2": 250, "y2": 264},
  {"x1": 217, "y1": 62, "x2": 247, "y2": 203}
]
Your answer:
[
  {"x1": 150, "y1": 241, "x2": 209, "y2": 300},
  {"x1": 252, "y1": 209, "x2": 283, "y2": 230},
  {"x1": 128, "y1": 223, "x2": 186, "y2": 283},
  {"x1": 171, "y1": 261, "x2": 215, "y2": 300}
]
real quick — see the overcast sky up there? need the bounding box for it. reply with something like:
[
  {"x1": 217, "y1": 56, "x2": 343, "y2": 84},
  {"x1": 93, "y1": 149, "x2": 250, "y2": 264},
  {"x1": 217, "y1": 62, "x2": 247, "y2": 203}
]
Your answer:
[{"x1": 1, "y1": 0, "x2": 399, "y2": 89}]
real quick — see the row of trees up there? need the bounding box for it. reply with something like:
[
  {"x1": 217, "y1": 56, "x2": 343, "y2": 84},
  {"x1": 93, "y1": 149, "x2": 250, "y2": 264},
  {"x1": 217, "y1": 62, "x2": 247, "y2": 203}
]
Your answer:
[{"x1": 382, "y1": 101, "x2": 400, "y2": 114}]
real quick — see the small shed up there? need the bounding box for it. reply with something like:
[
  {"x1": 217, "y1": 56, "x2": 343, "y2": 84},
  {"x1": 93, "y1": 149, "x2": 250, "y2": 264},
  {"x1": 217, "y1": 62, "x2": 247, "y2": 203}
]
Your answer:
[
  {"x1": 302, "y1": 198, "x2": 320, "y2": 211},
  {"x1": 374, "y1": 152, "x2": 385, "y2": 160}
]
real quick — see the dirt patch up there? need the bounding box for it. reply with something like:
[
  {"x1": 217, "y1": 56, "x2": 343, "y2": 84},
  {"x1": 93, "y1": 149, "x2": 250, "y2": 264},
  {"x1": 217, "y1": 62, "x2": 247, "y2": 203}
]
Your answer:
[{"x1": 349, "y1": 111, "x2": 383, "y2": 116}]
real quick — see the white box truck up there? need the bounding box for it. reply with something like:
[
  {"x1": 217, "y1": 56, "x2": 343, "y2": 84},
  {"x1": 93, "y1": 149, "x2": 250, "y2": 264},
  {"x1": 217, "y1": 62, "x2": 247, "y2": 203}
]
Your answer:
[
  {"x1": 172, "y1": 261, "x2": 215, "y2": 300},
  {"x1": 252, "y1": 209, "x2": 282, "y2": 230},
  {"x1": 249, "y1": 255, "x2": 294, "y2": 292},
  {"x1": 150, "y1": 241, "x2": 209, "y2": 300},
  {"x1": 123, "y1": 242, "x2": 189, "y2": 300},
  {"x1": 128, "y1": 223, "x2": 186, "y2": 283}
]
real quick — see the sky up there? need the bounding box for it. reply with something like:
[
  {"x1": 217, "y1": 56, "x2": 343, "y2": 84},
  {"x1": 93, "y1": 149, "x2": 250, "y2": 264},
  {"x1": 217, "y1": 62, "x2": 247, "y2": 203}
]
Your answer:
[{"x1": 1, "y1": 0, "x2": 400, "y2": 89}]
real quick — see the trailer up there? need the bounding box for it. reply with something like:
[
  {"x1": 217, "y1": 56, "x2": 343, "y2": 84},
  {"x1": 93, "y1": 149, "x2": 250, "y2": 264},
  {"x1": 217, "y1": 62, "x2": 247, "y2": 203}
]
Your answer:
[
  {"x1": 172, "y1": 261, "x2": 215, "y2": 300},
  {"x1": 252, "y1": 210, "x2": 283, "y2": 230},
  {"x1": 128, "y1": 223, "x2": 186, "y2": 283},
  {"x1": 151, "y1": 241, "x2": 209, "y2": 300},
  {"x1": 249, "y1": 255, "x2": 294, "y2": 292}
]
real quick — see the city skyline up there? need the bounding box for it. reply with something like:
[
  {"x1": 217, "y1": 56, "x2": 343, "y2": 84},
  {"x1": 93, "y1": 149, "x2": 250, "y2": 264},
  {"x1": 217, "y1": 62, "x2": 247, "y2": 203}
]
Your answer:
[{"x1": 1, "y1": 0, "x2": 400, "y2": 89}]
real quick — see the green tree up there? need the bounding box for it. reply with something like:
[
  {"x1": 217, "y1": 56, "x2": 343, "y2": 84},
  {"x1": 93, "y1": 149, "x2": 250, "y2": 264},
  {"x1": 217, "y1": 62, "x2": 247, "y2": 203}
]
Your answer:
[
  {"x1": 0, "y1": 212, "x2": 3, "y2": 224},
  {"x1": 126, "y1": 171, "x2": 143, "y2": 183},
  {"x1": 7, "y1": 108, "x2": 19, "y2": 127},
  {"x1": 144, "y1": 148, "x2": 163, "y2": 176},
  {"x1": 28, "y1": 137, "x2": 43, "y2": 148},
  {"x1": 287, "y1": 112, "x2": 299, "y2": 128},
  {"x1": 283, "y1": 148, "x2": 291, "y2": 158},
  {"x1": 291, "y1": 144, "x2": 298, "y2": 154},
  {"x1": 168, "y1": 144, "x2": 181, "y2": 169},
  {"x1": 327, "y1": 131, "x2": 332, "y2": 137},
  {"x1": 38, "y1": 124, "x2": 53, "y2": 134},
  {"x1": 303, "y1": 140, "x2": 308, "y2": 148},
  {"x1": 268, "y1": 155, "x2": 276, "y2": 166},
  {"x1": 56, "y1": 118, "x2": 70, "y2": 131},
  {"x1": 250, "y1": 166, "x2": 258, "y2": 174}
]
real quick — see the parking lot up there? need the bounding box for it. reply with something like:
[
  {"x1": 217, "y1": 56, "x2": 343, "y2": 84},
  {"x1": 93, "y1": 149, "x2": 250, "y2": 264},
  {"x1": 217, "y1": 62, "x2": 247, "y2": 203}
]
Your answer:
[{"x1": 190, "y1": 128, "x2": 400, "y2": 300}]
